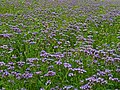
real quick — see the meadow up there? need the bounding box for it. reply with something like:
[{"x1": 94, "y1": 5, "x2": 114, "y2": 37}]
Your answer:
[{"x1": 0, "y1": 0, "x2": 120, "y2": 90}]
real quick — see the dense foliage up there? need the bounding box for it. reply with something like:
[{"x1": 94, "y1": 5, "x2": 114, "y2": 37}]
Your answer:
[{"x1": 0, "y1": 0, "x2": 120, "y2": 90}]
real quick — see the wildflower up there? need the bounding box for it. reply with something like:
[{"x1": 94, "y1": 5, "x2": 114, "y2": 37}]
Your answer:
[
  {"x1": 55, "y1": 60, "x2": 62, "y2": 65},
  {"x1": 2, "y1": 70, "x2": 10, "y2": 77},
  {"x1": 17, "y1": 61, "x2": 25, "y2": 67},
  {"x1": 40, "y1": 50, "x2": 50, "y2": 57},
  {"x1": 0, "y1": 34, "x2": 13, "y2": 38},
  {"x1": 27, "y1": 58, "x2": 38, "y2": 63},
  {"x1": 0, "y1": 62, "x2": 5, "y2": 66},
  {"x1": 22, "y1": 72, "x2": 33, "y2": 79},
  {"x1": 63, "y1": 85, "x2": 74, "y2": 90},
  {"x1": 35, "y1": 71, "x2": 42, "y2": 75},
  {"x1": 7, "y1": 66, "x2": 15, "y2": 70},
  {"x1": 12, "y1": 26, "x2": 21, "y2": 33},
  {"x1": 44, "y1": 71, "x2": 56, "y2": 76},
  {"x1": 80, "y1": 83, "x2": 91, "y2": 90},
  {"x1": 64, "y1": 63, "x2": 72, "y2": 68}
]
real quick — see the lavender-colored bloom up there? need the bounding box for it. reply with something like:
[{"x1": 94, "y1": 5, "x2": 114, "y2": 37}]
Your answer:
[
  {"x1": 17, "y1": 61, "x2": 25, "y2": 67},
  {"x1": 52, "y1": 52, "x2": 64, "y2": 59},
  {"x1": 7, "y1": 66, "x2": 15, "y2": 70},
  {"x1": 64, "y1": 63, "x2": 72, "y2": 68},
  {"x1": 22, "y1": 72, "x2": 33, "y2": 79},
  {"x1": 27, "y1": 58, "x2": 38, "y2": 63},
  {"x1": 0, "y1": 62, "x2": 5, "y2": 66},
  {"x1": 86, "y1": 76, "x2": 97, "y2": 82},
  {"x1": 44, "y1": 71, "x2": 56, "y2": 76},
  {"x1": 72, "y1": 68, "x2": 86, "y2": 73},
  {"x1": 0, "y1": 34, "x2": 13, "y2": 38},
  {"x1": 4, "y1": 13, "x2": 13, "y2": 16},
  {"x1": 0, "y1": 14, "x2": 3, "y2": 17},
  {"x1": 63, "y1": 85, "x2": 73, "y2": 90},
  {"x1": 54, "y1": 46, "x2": 58, "y2": 49},
  {"x1": 7, "y1": 62, "x2": 15, "y2": 66},
  {"x1": 11, "y1": 55, "x2": 17, "y2": 59},
  {"x1": 114, "y1": 58, "x2": 120, "y2": 62},
  {"x1": 80, "y1": 83, "x2": 91, "y2": 90},
  {"x1": 2, "y1": 70, "x2": 10, "y2": 77},
  {"x1": 42, "y1": 58, "x2": 47, "y2": 62},
  {"x1": 116, "y1": 68, "x2": 120, "y2": 73},
  {"x1": 109, "y1": 77, "x2": 120, "y2": 82},
  {"x1": 55, "y1": 60, "x2": 62, "y2": 65},
  {"x1": 40, "y1": 50, "x2": 50, "y2": 57},
  {"x1": 35, "y1": 71, "x2": 42, "y2": 75},
  {"x1": 58, "y1": 41, "x2": 62, "y2": 45},
  {"x1": 97, "y1": 71, "x2": 106, "y2": 76},
  {"x1": 26, "y1": 68, "x2": 31, "y2": 71},
  {"x1": 12, "y1": 26, "x2": 21, "y2": 33},
  {"x1": 93, "y1": 60, "x2": 98, "y2": 63},
  {"x1": 15, "y1": 72, "x2": 22, "y2": 80},
  {"x1": 29, "y1": 41, "x2": 36, "y2": 44},
  {"x1": 106, "y1": 57, "x2": 114, "y2": 63},
  {"x1": 0, "y1": 70, "x2": 3, "y2": 73},
  {"x1": 105, "y1": 69, "x2": 111, "y2": 73},
  {"x1": 48, "y1": 65, "x2": 54, "y2": 69}
]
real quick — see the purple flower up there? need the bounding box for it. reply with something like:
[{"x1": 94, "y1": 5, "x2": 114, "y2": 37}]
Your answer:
[
  {"x1": 22, "y1": 72, "x2": 33, "y2": 79},
  {"x1": 105, "y1": 69, "x2": 111, "y2": 73},
  {"x1": 0, "y1": 34, "x2": 13, "y2": 38},
  {"x1": 35, "y1": 71, "x2": 42, "y2": 75},
  {"x1": 54, "y1": 46, "x2": 58, "y2": 49},
  {"x1": 58, "y1": 41, "x2": 62, "y2": 45},
  {"x1": 7, "y1": 62, "x2": 15, "y2": 65},
  {"x1": 17, "y1": 61, "x2": 25, "y2": 67},
  {"x1": 29, "y1": 41, "x2": 36, "y2": 44},
  {"x1": 97, "y1": 71, "x2": 106, "y2": 76},
  {"x1": 93, "y1": 60, "x2": 98, "y2": 63},
  {"x1": 80, "y1": 83, "x2": 91, "y2": 90},
  {"x1": 55, "y1": 60, "x2": 62, "y2": 65},
  {"x1": 40, "y1": 50, "x2": 50, "y2": 57},
  {"x1": 63, "y1": 85, "x2": 73, "y2": 90},
  {"x1": 64, "y1": 63, "x2": 72, "y2": 68},
  {"x1": 27, "y1": 58, "x2": 38, "y2": 63},
  {"x1": 44, "y1": 71, "x2": 56, "y2": 76},
  {"x1": 0, "y1": 62, "x2": 5, "y2": 66},
  {"x1": 12, "y1": 26, "x2": 21, "y2": 33},
  {"x1": 116, "y1": 68, "x2": 120, "y2": 73},
  {"x1": 7, "y1": 66, "x2": 15, "y2": 70},
  {"x1": 52, "y1": 53, "x2": 64, "y2": 59},
  {"x1": 2, "y1": 70, "x2": 10, "y2": 77}
]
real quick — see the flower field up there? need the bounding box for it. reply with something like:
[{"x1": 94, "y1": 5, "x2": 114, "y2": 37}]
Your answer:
[{"x1": 0, "y1": 0, "x2": 120, "y2": 90}]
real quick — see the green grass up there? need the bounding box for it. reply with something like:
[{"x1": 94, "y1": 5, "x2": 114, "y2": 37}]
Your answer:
[{"x1": 0, "y1": 0, "x2": 120, "y2": 90}]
